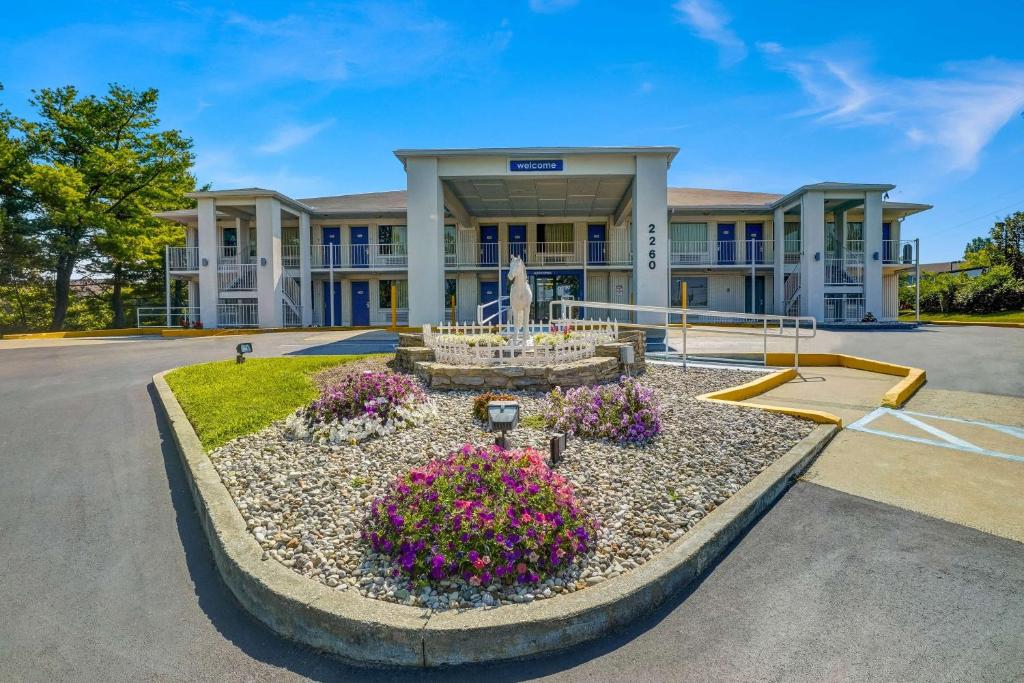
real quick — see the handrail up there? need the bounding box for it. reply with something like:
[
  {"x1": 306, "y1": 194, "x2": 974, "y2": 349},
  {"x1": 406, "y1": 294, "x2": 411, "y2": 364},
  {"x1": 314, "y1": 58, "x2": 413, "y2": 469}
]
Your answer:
[
  {"x1": 476, "y1": 296, "x2": 510, "y2": 325},
  {"x1": 548, "y1": 298, "x2": 817, "y2": 372}
]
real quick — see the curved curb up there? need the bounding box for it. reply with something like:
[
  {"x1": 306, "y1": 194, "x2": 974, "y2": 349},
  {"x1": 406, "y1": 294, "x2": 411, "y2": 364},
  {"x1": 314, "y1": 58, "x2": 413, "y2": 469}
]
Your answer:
[
  {"x1": 696, "y1": 368, "x2": 844, "y2": 426},
  {"x1": 764, "y1": 353, "x2": 926, "y2": 409},
  {"x1": 154, "y1": 369, "x2": 836, "y2": 667}
]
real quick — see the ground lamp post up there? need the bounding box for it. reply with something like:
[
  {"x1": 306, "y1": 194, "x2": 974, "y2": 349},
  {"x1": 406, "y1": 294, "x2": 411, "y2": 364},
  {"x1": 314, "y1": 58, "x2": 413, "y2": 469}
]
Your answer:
[
  {"x1": 487, "y1": 400, "x2": 520, "y2": 449},
  {"x1": 549, "y1": 432, "x2": 567, "y2": 465},
  {"x1": 235, "y1": 342, "x2": 252, "y2": 364}
]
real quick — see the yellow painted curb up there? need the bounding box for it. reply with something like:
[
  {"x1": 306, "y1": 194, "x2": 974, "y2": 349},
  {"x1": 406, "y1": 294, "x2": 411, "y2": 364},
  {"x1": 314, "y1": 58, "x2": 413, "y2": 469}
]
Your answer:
[
  {"x1": 923, "y1": 320, "x2": 1024, "y2": 329},
  {"x1": 2, "y1": 327, "x2": 156, "y2": 340},
  {"x1": 765, "y1": 352, "x2": 926, "y2": 409},
  {"x1": 696, "y1": 368, "x2": 844, "y2": 427}
]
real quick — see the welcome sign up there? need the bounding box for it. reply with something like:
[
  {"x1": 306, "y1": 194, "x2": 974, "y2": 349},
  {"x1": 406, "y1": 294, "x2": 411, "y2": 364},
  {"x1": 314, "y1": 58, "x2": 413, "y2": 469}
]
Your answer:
[{"x1": 509, "y1": 159, "x2": 564, "y2": 172}]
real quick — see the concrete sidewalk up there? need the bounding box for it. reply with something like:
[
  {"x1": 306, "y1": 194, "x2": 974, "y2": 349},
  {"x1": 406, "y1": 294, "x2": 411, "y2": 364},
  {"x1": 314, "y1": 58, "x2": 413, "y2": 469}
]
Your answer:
[{"x1": 742, "y1": 362, "x2": 1024, "y2": 542}]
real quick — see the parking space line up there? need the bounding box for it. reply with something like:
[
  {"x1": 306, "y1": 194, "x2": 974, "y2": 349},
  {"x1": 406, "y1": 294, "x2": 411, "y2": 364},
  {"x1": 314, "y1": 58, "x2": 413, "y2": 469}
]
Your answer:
[{"x1": 847, "y1": 407, "x2": 1024, "y2": 464}]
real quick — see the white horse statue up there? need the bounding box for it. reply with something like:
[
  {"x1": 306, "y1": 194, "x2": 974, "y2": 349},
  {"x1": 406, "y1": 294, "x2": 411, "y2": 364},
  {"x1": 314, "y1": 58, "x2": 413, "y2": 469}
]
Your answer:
[{"x1": 507, "y1": 255, "x2": 532, "y2": 346}]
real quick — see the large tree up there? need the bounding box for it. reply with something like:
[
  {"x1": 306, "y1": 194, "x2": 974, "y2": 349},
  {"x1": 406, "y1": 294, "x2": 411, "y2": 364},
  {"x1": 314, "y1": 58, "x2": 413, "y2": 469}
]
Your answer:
[
  {"x1": 989, "y1": 211, "x2": 1024, "y2": 279},
  {"x1": 21, "y1": 84, "x2": 194, "y2": 329}
]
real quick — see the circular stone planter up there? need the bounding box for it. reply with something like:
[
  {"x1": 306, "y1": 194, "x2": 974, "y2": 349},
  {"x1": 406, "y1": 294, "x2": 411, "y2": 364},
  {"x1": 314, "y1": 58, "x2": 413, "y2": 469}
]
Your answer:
[{"x1": 154, "y1": 369, "x2": 836, "y2": 667}]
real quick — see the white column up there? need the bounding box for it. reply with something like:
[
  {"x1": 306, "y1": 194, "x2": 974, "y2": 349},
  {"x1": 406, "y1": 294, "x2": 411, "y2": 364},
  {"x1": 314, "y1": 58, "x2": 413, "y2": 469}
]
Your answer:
[
  {"x1": 256, "y1": 197, "x2": 284, "y2": 328},
  {"x1": 197, "y1": 198, "x2": 219, "y2": 327},
  {"x1": 773, "y1": 206, "x2": 784, "y2": 314},
  {"x1": 406, "y1": 157, "x2": 445, "y2": 324},
  {"x1": 631, "y1": 153, "x2": 669, "y2": 324},
  {"x1": 800, "y1": 191, "x2": 825, "y2": 321},
  {"x1": 299, "y1": 212, "x2": 312, "y2": 326},
  {"x1": 863, "y1": 191, "x2": 884, "y2": 317}
]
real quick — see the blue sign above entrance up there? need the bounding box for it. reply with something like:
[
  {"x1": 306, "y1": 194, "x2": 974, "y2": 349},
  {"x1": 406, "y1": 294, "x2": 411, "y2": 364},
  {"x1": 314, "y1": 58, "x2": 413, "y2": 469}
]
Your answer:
[{"x1": 509, "y1": 159, "x2": 563, "y2": 172}]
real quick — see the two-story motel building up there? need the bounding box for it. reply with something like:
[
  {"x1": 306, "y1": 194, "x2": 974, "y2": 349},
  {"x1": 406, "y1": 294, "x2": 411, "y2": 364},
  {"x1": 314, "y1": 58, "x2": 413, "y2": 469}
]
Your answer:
[{"x1": 156, "y1": 146, "x2": 930, "y2": 329}]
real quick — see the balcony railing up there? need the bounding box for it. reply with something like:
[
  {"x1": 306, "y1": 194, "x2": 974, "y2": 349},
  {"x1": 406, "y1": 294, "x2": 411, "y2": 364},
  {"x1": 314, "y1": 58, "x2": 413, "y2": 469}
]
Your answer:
[
  {"x1": 883, "y1": 239, "x2": 916, "y2": 265},
  {"x1": 310, "y1": 243, "x2": 408, "y2": 269},
  {"x1": 825, "y1": 243, "x2": 865, "y2": 286},
  {"x1": 218, "y1": 245, "x2": 240, "y2": 263},
  {"x1": 670, "y1": 240, "x2": 775, "y2": 266},
  {"x1": 217, "y1": 303, "x2": 259, "y2": 328},
  {"x1": 218, "y1": 263, "x2": 257, "y2": 291},
  {"x1": 282, "y1": 244, "x2": 301, "y2": 269},
  {"x1": 444, "y1": 241, "x2": 632, "y2": 268},
  {"x1": 167, "y1": 246, "x2": 198, "y2": 271}
]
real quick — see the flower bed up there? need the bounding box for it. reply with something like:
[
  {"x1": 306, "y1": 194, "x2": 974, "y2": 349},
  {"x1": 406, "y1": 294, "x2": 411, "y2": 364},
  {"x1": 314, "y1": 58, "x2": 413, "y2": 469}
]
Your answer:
[
  {"x1": 546, "y1": 377, "x2": 662, "y2": 444},
  {"x1": 284, "y1": 370, "x2": 435, "y2": 444},
  {"x1": 364, "y1": 444, "x2": 598, "y2": 586},
  {"x1": 435, "y1": 333, "x2": 507, "y2": 347}
]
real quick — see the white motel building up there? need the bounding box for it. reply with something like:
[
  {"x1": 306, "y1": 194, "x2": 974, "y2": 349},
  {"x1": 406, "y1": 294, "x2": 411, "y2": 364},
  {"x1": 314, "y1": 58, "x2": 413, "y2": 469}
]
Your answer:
[{"x1": 156, "y1": 146, "x2": 930, "y2": 329}]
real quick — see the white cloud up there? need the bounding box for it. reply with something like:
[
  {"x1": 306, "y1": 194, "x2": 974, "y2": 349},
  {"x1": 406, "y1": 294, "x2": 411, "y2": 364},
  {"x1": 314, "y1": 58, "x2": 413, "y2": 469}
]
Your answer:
[
  {"x1": 257, "y1": 119, "x2": 336, "y2": 154},
  {"x1": 528, "y1": 0, "x2": 579, "y2": 13},
  {"x1": 763, "y1": 46, "x2": 1024, "y2": 172},
  {"x1": 673, "y1": 0, "x2": 747, "y2": 66}
]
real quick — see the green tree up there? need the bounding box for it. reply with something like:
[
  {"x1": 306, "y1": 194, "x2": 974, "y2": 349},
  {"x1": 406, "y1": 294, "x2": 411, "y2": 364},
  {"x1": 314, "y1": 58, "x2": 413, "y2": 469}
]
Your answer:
[
  {"x1": 21, "y1": 84, "x2": 194, "y2": 330},
  {"x1": 989, "y1": 211, "x2": 1024, "y2": 279}
]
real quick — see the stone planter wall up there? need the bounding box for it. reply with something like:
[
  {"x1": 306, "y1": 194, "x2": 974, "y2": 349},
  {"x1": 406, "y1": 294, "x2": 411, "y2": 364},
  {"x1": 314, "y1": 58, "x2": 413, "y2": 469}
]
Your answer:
[{"x1": 414, "y1": 356, "x2": 620, "y2": 390}]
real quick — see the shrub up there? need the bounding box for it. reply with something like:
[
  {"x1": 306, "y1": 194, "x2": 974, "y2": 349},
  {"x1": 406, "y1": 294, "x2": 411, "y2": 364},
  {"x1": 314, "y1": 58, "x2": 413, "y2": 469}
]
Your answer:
[
  {"x1": 436, "y1": 333, "x2": 506, "y2": 347},
  {"x1": 545, "y1": 377, "x2": 661, "y2": 443},
  {"x1": 532, "y1": 331, "x2": 583, "y2": 346},
  {"x1": 363, "y1": 444, "x2": 598, "y2": 585},
  {"x1": 284, "y1": 370, "x2": 433, "y2": 444},
  {"x1": 520, "y1": 414, "x2": 547, "y2": 430},
  {"x1": 472, "y1": 391, "x2": 516, "y2": 422}
]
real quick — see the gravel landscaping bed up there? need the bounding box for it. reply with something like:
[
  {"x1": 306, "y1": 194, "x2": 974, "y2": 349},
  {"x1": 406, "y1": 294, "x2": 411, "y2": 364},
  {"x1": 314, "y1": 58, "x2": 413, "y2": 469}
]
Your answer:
[{"x1": 209, "y1": 362, "x2": 813, "y2": 611}]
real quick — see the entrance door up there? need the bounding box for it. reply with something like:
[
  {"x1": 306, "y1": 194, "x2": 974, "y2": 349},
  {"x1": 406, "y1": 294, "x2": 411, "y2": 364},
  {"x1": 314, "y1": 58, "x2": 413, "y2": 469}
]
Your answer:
[
  {"x1": 587, "y1": 224, "x2": 606, "y2": 265},
  {"x1": 350, "y1": 226, "x2": 369, "y2": 268},
  {"x1": 322, "y1": 227, "x2": 341, "y2": 267},
  {"x1": 351, "y1": 280, "x2": 369, "y2": 325},
  {"x1": 882, "y1": 222, "x2": 892, "y2": 262},
  {"x1": 530, "y1": 272, "x2": 582, "y2": 321},
  {"x1": 745, "y1": 223, "x2": 764, "y2": 263},
  {"x1": 479, "y1": 225, "x2": 499, "y2": 267},
  {"x1": 508, "y1": 225, "x2": 527, "y2": 261},
  {"x1": 717, "y1": 223, "x2": 735, "y2": 264},
  {"x1": 322, "y1": 281, "x2": 341, "y2": 326},
  {"x1": 745, "y1": 275, "x2": 766, "y2": 314}
]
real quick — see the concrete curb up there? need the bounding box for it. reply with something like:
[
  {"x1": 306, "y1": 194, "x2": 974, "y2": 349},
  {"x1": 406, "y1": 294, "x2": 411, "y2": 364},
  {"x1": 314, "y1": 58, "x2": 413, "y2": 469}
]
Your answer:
[
  {"x1": 696, "y1": 368, "x2": 844, "y2": 426},
  {"x1": 765, "y1": 353, "x2": 926, "y2": 409},
  {"x1": 922, "y1": 319, "x2": 1024, "y2": 329},
  {"x1": 155, "y1": 369, "x2": 836, "y2": 667}
]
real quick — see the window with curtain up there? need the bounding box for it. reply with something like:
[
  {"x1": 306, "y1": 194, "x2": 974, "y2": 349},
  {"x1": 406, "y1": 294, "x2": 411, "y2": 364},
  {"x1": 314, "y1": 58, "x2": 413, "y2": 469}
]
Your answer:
[
  {"x1": 784, "y1": 222, "x2": 801, "y2": 260},
  {"x1": 846, "y1": 222, "x2": 863, "y2": 244},
  {"x1": 379, "y1": 280, "x2": 409, "y2": 309},
  {"x1": 378, "y1": 225, "x2": 407, "y2": 255},
  {"x1": 444, "y1": 225, "x2": 456, "y2": 256},
  {"x1": 670, "y1": 222, "x2": 707, "y2": 261},
  {"x1": 538, "y1": 223, "x2": 573, "y2": 253}
]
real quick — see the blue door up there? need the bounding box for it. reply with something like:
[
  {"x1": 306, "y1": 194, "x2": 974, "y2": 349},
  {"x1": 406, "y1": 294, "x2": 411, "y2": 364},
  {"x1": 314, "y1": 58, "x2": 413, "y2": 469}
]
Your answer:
[
  {"x1": 745, "y1": 223, "x2": 764, "y2": 263},
  {"x1": 882, "y1": 222, "x2": 892, "y2": 262},
  {"x1": 351, "y1": 280, "x2": 370, "y2": 326},
  {"x1": 744, "y1": 276, "x2": 766, "y2": 314},
  {"x1": 350, "y1": 226, "x2": 369, "y2": 268},
  {"x1": 322, "y1": 281, "x2": 341, "y2": 326},
  {"x1": 322, "y1": 227, "x2": 340, "y2": 267},
  {"x1": 508, "y1": 225, "x2": 527, "y2": 261},
  {"x1": 480, "y1": 280, "x2": 502, "y2": 322},
  {"x1": 587, "y1": 224, "x2": 606, "y2": 265},
  {"x1": 717, "y1": 223, "x2": 735, "y2": 264},
  {"x1": 479, "y1": 225, "x2": 499, "y2": 267}
]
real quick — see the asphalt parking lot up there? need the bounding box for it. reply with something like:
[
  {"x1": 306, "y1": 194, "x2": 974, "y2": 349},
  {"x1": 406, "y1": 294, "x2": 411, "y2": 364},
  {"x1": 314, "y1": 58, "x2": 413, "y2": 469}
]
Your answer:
[{"x1": 0, "y1": 327, "x2": 1021, "y2": 681}]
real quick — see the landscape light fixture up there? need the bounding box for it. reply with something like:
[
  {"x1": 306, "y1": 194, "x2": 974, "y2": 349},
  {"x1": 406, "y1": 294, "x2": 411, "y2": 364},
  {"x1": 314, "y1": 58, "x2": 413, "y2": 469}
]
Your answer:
[
  {"x1": 619, "y1": 344, "x2": 635, "y2": 377},
  {"x1": 487, "y1": 400, "x2": 520, "y2": 449},
  {"x1": 235, "y1": 342, "x2": 253, "y2": 364},
  {"x1": 549, "y1": 432, "x2": 567, "y2": 465}
]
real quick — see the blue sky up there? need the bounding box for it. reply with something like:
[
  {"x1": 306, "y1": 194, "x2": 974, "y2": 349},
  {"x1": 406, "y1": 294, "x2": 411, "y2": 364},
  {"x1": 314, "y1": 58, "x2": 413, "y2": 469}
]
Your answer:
[{"x1": 2, "y1": 1, "x2": 1023, "y2": 261}]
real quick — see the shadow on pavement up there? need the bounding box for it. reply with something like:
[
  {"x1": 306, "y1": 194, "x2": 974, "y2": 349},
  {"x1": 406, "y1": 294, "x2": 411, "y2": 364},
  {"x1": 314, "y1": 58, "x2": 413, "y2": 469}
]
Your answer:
[{"x1": 286, "y1": 330, "x2": 399, "y2": 357}]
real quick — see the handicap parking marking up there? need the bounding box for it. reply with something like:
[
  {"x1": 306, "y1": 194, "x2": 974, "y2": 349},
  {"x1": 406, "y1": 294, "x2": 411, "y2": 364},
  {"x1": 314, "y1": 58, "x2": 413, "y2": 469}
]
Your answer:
[{"x1": 847, "y1": 407, "x2": 1024, "y2": 464}]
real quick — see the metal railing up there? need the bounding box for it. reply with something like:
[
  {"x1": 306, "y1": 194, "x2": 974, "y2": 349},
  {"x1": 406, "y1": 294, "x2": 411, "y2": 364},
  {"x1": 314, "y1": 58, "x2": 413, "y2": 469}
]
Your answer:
[
  {"x1": 217, "y1": 263, "x2": 257, "y2": 291},
  {"x1": 883, "y1": 239, "x2": 916, "y2": 265},
  {"x1": 445, "y1": 241, "x2": 632, "y2": 268},
  {"x1": 477, "y1": 296, "x2": 510, "y2": 325},
  {"x1": 282, "y1": 244, "x2": 301, "y2": 269},
  {"x1": 824, "y1": 295, "x2": 866, "y2": 323},
  {"x1": 217, "y1": 245, "x2": 239, "y2": 263},
  {"x1": 282, "y1": 301, "x2": 302, "y2": 327},
  {"x1": 549, "y1": 297, "x2": 817, "y2": 372},
  {"x1": 167, "y1": 246, "x2": 198, "y2": 271},
  {"x1": 670, "y1": 240, "x2": 775, "y2": 266},
  {"x1": 136, "y1": 306, "x2": 200, "y2": 327},
  {"x1": 824, "y1": 255, "x2": 865, "y2": 285},
  {"x1": 217, "y1": 303, "x2": 259, "y2": 327},
  {"x1": 310, "y1": 243, "x2": 408, "y2": 269}
]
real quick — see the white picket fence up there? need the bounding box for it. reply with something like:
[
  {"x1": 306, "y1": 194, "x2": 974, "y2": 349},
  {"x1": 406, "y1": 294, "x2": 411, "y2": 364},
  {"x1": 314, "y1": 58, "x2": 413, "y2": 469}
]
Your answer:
[{"x1": 430, "y1": 335, "x2": 595, "y2": 366}]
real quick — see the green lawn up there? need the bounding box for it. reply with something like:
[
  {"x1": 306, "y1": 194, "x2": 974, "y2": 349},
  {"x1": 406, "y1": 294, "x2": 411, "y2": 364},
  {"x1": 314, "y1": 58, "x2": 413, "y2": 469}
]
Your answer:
[
  {"x1": 899, "y1": 310, "x2": 1024, "y2": 323},
  {"x1": 165, "y1": 355, "x2": 372, "y2": 450}
]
